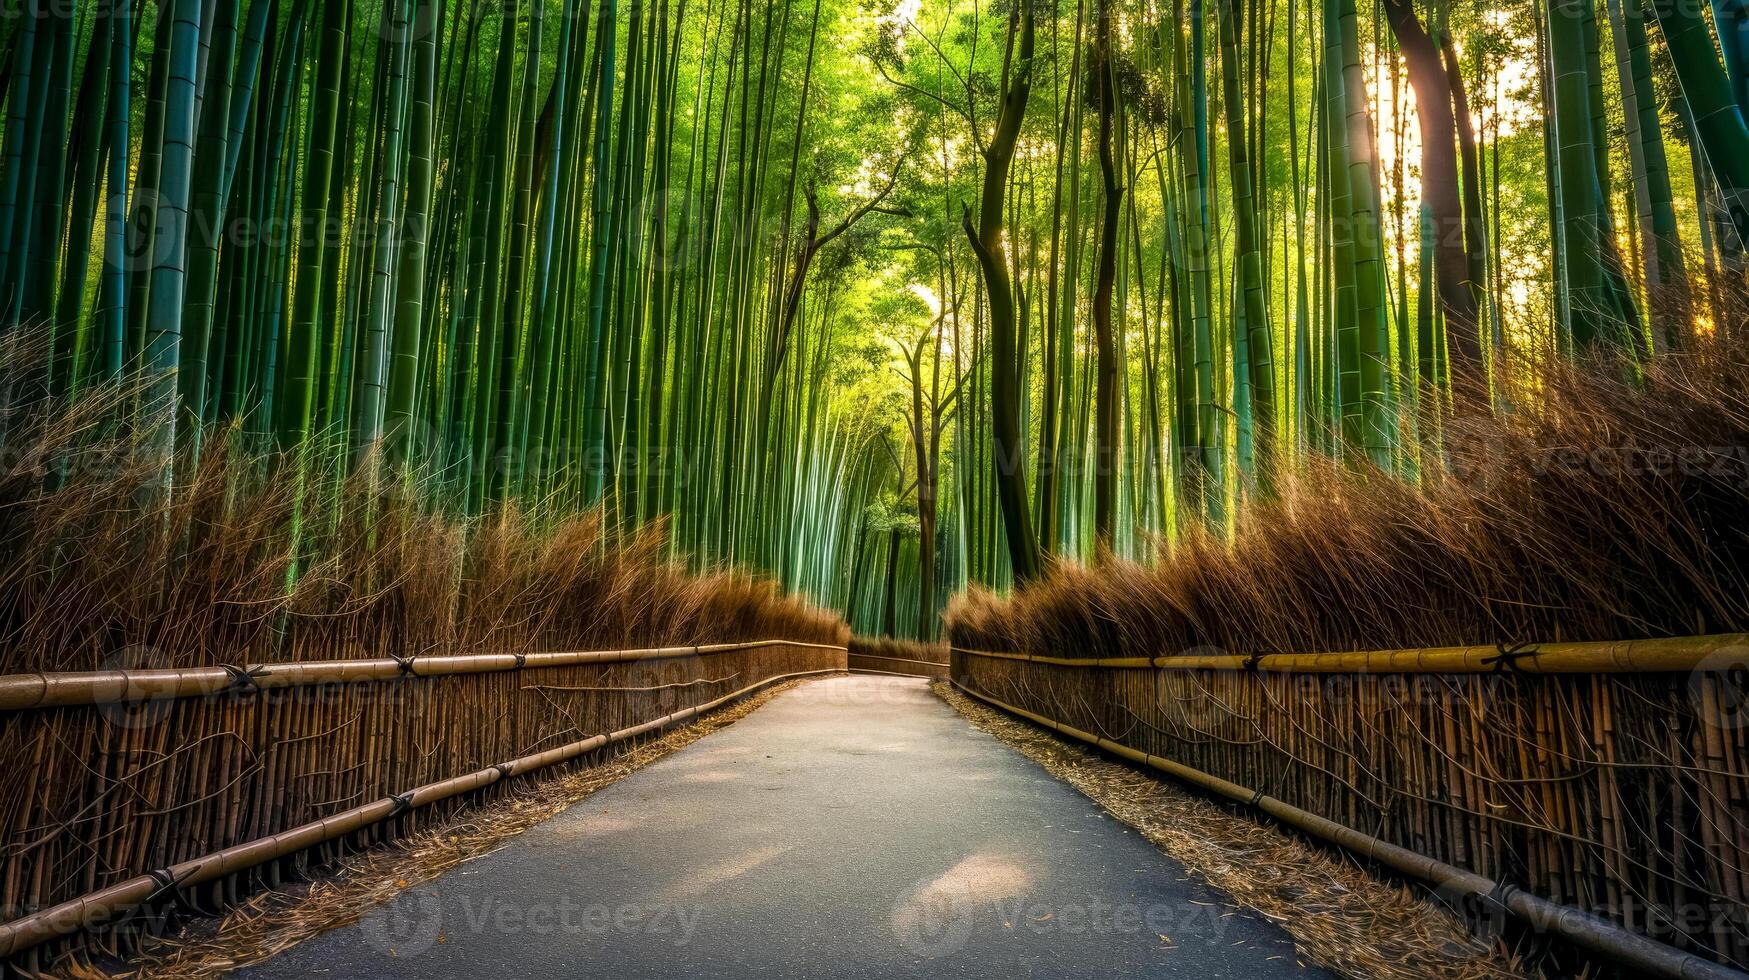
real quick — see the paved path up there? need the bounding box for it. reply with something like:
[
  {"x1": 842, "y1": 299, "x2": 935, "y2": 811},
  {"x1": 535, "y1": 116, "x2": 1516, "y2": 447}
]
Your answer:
[{"x1": 250, "y1": 676, "x2": 1327, "y2": 979}]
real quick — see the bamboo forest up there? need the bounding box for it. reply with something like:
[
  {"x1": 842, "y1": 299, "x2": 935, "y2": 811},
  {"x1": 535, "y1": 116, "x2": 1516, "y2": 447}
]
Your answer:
[
  {"x1": 1, "y1": 0, "x2": 1746, "y2": 635},
  {"x1": 4, "y1": 0, "x2": 1749, "y2": 974}
]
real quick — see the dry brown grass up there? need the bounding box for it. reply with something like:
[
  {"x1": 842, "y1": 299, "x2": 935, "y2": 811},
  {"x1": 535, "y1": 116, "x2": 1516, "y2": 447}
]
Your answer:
[
  {"x1": 949, "y1": 337, "x2": 1749, "y2": 658},
  {"x1": 0, "y1": 338, "x2": 844, "y2": 675}
]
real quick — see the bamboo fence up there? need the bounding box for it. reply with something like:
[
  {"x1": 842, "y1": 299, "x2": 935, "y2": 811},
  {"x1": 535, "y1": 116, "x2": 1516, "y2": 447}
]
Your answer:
[
  {"x1": 846, "y1": 639, "x2": 949, "y2": 680},
  {"x1": 846, "y1": 652, "x2": 950, "y2": 680},
  {"x1": 0, "y1": 639, "x2": 846, "y2": 967},
  {"x1": 952, "y1": 636, "x2": 1749, "y2": 975}
]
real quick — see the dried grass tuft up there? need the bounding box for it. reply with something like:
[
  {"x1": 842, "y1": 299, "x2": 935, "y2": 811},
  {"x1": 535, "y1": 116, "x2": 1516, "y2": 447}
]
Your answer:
[
  {"x1": 0, "y1": 342, "x2": 845, "y2": 675},
  {"x1": 949, "y1": 338, "x2": 1749, "y2": 659}
]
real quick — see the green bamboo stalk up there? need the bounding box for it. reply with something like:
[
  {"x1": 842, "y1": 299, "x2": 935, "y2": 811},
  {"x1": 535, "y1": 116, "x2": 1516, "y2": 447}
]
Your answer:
[
  {"x1": 1653, "y1": 0, "x2": 1749, "y2": 258},
  {"x1": 53, "y1": 3, "x2": 117, "y2": 397},
  {"x1": 352, "y1": 0, "x2": 412, "y2": 458},
  {"x1": 145, "y1": 0, "x2": 207, "y2": 440},
  {"x1": 386, "y1": 0, "x2": 439, "y2": 451},
  {"x1": 1547, "y1": 0, "x2": 1631, "y2": 350},
  {"x1": 1332, "y1": 0, "x2": 1392, "y2": 466},
  {"x1": 1218, "y1": 0, "x2": 1276, "y2": 491},
  {"x1": 179, "y1": 0, "x2": 239, "y2": 448},
  {"x1": 280, "y1": 0, "x2": 350, "y2": 451}
]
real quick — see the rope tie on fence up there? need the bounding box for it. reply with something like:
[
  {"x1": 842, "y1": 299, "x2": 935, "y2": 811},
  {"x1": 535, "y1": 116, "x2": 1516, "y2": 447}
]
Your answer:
[
  {"x1": 1483, "y1": 642, "x2": 1538, "y2": 673},
  {"x1": 493, "y1": 763, "x2": 514, "y2": 779},
  {"x1": 392, "y1": 655, "x2": 416, "y2": 676},
  {"x1": 513, "y1": 654, "x2": 527, "y2": 669},
  {"x1": 221, "y1": 664, "x2": 268, "y2": 695},
  {"x1": 1243, "y1": 652, "x2": 1265, "y2": 671},
  {"x1": 387, "y1": 791, "x2": 416, "y2": 818}
]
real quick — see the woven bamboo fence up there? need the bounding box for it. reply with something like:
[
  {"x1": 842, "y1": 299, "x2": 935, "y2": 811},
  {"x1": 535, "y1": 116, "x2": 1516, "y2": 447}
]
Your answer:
[
  {"x1": 846, "y1": 639, "x2": 949, "y2": 680},
  {"x1": 846, "y1": 653, "x2": 949, "y2": 680},
  {"x1": 952, "y1": 636, "x2": 1749, "y2": 974},
  {"x1": 0, "y1": 639, "x2": 846, "y2": 966}
]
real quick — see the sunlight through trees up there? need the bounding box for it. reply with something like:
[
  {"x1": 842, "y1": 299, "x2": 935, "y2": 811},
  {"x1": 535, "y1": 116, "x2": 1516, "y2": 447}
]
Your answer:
[{"x1": 0, "y1": 0, "x2": 1744, "y2": 640}]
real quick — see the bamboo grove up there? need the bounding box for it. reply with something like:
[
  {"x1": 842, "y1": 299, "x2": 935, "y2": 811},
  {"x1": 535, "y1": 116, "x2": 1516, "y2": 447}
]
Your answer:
[{"x1": 0, "y1": 0, "x2": 1745, "y2": 640}]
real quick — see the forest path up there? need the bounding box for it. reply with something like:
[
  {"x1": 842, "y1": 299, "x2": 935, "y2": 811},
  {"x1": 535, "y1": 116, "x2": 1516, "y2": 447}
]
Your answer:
[{"x1": 245, "y1": 675, "x2": 1326, "y2": 979}]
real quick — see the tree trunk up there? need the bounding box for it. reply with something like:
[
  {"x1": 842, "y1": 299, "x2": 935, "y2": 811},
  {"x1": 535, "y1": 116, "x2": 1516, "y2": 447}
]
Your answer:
[
  {"x1": 1382, "y1": 0, "x2": 1481, "y2": 373},
  {"x1": 1441, "y1": 32, "x2": 1491, "y2": 369},
  {"x1": 1091, "y1": 0, "x2": 1121, "y2": 550},
  {"x1": 963, "y1": 0, "x2": 1042, "y2": 583}
]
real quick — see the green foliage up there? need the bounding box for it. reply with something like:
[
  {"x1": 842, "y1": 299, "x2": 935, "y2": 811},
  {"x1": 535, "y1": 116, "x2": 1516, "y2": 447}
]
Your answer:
[{"x1": 0, "y1": 0, "x2": 1741, "y2": 642}]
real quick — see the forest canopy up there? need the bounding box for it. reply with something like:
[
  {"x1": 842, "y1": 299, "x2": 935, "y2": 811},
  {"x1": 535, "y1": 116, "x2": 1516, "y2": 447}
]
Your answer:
[{"x1": 0, "y1": 0, "x2": 1744, "y2": 639}]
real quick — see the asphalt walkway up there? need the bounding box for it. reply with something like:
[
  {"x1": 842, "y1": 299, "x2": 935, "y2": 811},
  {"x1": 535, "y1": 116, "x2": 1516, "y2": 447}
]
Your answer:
[{"x1": 249, "y1": 675, "x2": 1326, "y2": 979}]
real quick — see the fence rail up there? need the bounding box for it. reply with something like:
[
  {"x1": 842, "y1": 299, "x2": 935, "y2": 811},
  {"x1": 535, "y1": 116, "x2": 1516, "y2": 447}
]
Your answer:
[
  {"x1": 0, "y1": 640, "x2": 849, "y2": 710},
  {"x1": 952, "y1": 635, "x2": 1749, "y2": 976},
  {"x1": 954, "y1": 633, "x2": 1748, "y2": 675},
  {"x1": 0, "y1": 639, "x2": 847, "y2": 965},
  {"x1": 847, "y1": 653, "x2": 950, "y2": 680}
]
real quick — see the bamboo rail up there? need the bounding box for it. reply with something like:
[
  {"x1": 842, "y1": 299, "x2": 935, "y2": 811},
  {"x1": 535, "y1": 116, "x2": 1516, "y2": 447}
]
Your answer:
[
  {"x1": 953, "y1": 632, "x2": 1749, "y2": 674},
  {"x1": 951, "y1": 635, "x2": 1749, "y2": 974},
  {"x1": 0, "y1": 667, "x2": 838, "y2": 960},
  {"x1": 952, "y1": 682, "x2": 1744, "y2": 980},
  {"x1": 0, "y1": 640, "x2": 849, "y2": 711}
]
